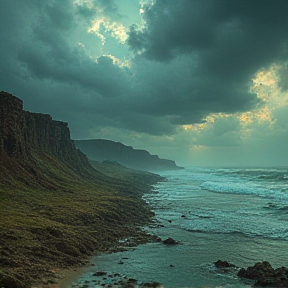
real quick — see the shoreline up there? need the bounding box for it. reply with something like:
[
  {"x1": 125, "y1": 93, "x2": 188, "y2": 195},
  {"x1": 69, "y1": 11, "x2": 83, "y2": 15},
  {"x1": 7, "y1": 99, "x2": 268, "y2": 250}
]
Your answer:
[
  {"x1": 0, "y1": 162, "x2": 164, "y2": 288},
  {"x1": 46, "y1": 231, "x2": 163, "y2": 288}
]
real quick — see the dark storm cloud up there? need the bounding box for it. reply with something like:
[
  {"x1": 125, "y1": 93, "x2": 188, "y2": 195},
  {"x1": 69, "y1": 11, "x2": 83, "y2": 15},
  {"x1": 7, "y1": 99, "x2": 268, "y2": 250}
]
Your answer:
[
  {"x1": 0, "y1": 0, "x2": 165, "y2": 137},
  {"x1": 128, "y1": 55, "x2": 256, "y2": 127},
  {"x1": 0, "y1": 0, "x2": 138, "y2": 136},
  {"x1": 0, "y1": 0, "x2": 128, "y2": 98},
  {"x1": 129, "y1": 0, "x2": 288, "y2": 64},
  {"x1": 0, "y1": 0, "x2": 171, "y2": 137},
  {"x1": 128, "y1": 0, "x2": 288, "y2": 123},
  {"x1": 20, "y1": 2, "x2": 127, "y2": 97}
]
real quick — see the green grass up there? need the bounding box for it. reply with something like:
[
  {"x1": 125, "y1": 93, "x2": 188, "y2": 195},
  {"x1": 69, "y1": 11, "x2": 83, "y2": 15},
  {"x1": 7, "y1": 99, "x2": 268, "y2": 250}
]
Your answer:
[{"x1": 0, "y1": 153, "x2": 163, "y2": 288}]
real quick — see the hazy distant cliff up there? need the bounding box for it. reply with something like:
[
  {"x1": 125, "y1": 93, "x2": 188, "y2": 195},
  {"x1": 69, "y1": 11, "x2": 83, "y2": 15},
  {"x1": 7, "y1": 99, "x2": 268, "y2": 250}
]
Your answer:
[
  {"x1": 74, "y1": 139, "x2": 184, "y2": 172},
  {"x1": 0, "y1": 91, "x2": 93, "y2": 186}
]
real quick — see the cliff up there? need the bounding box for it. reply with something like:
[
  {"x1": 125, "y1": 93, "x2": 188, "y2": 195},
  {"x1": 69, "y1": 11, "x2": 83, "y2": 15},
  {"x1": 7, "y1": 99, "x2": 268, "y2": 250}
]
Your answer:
[
  {"x1": 0, "y1": 91, "x2": 95, "y2": 189},
  {"x1": 74, "y1": 139, "x2": 184, "y2": 172},
  {"x1": 0, "y1": 91, "x2": 163, "y2": 288}
]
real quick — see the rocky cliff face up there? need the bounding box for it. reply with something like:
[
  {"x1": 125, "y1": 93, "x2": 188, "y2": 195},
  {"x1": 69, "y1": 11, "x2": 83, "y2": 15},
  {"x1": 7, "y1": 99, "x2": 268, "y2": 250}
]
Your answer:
[
  {"x1": 0, "y1": 91, "x2": 93, "y2": 186},
  {"x1": 0, "y1": 92, "x2": 164, "y2": 288},
  {"x1": 74, "y1": 139, "x2": 184, "y2": 172}
]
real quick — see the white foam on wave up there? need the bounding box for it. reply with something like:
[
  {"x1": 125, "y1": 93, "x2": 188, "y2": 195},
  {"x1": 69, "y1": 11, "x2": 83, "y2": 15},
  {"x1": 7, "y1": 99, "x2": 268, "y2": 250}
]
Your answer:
[
  {"x1": 200, "y1": 180, "x2": 288, "y2": 203},
  {"x1": 157, "y1": 167, "x2": 288, "y2": 203},
  {"x1": 150, "y1": 166, "x2": 288, "y2": 241}
]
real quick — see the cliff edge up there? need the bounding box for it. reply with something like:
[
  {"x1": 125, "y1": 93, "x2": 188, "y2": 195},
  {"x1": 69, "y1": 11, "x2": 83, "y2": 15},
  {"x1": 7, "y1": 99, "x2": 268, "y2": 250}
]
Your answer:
[{"x1": 0, "y1": 91, "x2": 93, "y2": 186}]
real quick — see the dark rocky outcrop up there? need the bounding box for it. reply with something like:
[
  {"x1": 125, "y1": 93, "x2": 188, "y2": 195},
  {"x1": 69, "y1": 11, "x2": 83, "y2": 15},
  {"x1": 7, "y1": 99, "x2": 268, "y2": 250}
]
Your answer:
[
  {"x1": 238, "y1": 261, "x2": 288, "y2": 287},
  {"x1": 214, "y1": 260, "x2": 236, "y2": 269},
  {"x1": 162, "y1": 237, "x2": 179, "y2": 245},
  {"x1": 74, "y1": 139, "x2": 184, "y2": 172},
  {"x1": 0, "y1": 91, "x2": 97, "y2": 189},
  {"x1": 0, "y1": 91, "x2": 91, "y2": 169},
  {"x1": 92, "y1": 271, "x2": 107, "y2": 276}
]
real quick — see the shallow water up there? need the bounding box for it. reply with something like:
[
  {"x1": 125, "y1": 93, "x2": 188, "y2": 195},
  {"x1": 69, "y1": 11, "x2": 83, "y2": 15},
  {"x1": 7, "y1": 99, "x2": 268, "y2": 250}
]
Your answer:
[{"x1": 72, "y1": 166, "x2": 288, "y2": 288}]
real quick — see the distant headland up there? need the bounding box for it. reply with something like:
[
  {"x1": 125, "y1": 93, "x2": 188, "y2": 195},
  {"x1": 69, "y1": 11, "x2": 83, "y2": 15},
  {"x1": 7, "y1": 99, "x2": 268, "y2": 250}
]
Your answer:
[{"x1": 74, "y1": 139, "x2": 184, "y2": 172}]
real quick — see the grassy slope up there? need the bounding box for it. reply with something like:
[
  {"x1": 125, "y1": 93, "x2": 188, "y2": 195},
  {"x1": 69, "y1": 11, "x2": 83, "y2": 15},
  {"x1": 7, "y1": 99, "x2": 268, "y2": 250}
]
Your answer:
[{"x1": 0, "y1": 155, "x2": 163, "y2": 288}]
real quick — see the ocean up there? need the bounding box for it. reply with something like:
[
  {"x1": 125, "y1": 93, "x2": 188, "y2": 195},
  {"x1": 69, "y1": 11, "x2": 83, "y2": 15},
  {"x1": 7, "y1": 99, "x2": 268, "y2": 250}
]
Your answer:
[{"x1": 72, "y1": 166, "x2": 288, "y2": 288}]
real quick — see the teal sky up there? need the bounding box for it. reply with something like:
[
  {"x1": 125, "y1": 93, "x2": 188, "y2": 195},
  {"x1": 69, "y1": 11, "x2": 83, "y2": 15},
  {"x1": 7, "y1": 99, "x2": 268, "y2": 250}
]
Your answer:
[{"x1": 0, "y1": 0, "x2": 288, "y2": 167}]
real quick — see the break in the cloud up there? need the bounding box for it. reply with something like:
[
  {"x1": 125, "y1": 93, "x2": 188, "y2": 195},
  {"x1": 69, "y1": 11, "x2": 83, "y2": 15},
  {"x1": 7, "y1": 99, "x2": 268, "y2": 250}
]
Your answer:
[{"x1": 0, "y1": 0, "x2": 287, "y2": 166}]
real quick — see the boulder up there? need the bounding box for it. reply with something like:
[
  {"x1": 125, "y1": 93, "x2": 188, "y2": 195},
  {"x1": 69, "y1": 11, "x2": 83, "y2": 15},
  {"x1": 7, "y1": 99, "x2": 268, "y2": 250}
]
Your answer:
[
  {"x1": 238, "y1": 261, "x2": 274, "y2": 279},
  {"x1": 162, "y1": 237, "x2": 178, "y2": 245},
  {"x1": 237, "y1": 261, "x2": 288, "y2": 287},
  {"x1": 93, "y1": 271, "x2": 107, "y2": 277},
  {"x1": 214, "y1": 260, "x2": 236, "y2": 268}
]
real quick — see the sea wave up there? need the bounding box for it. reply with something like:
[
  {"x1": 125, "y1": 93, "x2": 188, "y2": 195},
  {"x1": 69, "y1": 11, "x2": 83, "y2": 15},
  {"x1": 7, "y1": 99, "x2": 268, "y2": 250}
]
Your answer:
[
  {"x1": 200, "y1": 180, "x2": 288, "y2": 202},
  {"x1": 183, "y1": 226, "x2": 288, "y2": 241},
  {"x1": 153, "y1": 167, "x2": 288, "y2": 242}
]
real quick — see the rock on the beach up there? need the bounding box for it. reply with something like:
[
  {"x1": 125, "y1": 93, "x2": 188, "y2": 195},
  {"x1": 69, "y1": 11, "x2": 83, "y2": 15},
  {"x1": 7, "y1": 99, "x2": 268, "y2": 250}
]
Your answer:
[
  {"x1": 75, "y1": 271, "x2": 165, "y2": 288},
  {"x1": 238, "y1": 261, "x2": 288, "y2": 287},
  {"x1": 162, "y1": 237, "x2": 178, "y2": 245},
  {"x1": 214, "y1": 260, "x2": 236, "y2": 268},
  {"x1": 93, "y1": 271, "x2": 107, "y2": 276},
  {"x1": 238, "y1": 261, "x2": 274, "y2": 279}
]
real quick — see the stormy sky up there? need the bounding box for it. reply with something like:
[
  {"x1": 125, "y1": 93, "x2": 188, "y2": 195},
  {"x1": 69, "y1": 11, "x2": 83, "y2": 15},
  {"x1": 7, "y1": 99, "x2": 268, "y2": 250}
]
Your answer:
[{"x1": 1, "y1": 0, "x2": 287, "y2": 166}]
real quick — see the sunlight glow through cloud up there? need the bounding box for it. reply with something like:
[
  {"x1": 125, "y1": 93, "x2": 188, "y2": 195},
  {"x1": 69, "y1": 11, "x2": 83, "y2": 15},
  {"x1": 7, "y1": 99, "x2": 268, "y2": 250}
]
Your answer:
[
  {"x1": 102, "y1": 54, "x2": 131, "y2": 68},
  {"x1": 179, "y1": 63, "x2": 288, "y2": 164},
  {"x1": 88, "y1": 17, "x2": 128, "y2": 45},
  {"x1": 183, "y1": 64, "x2": 286, "y2": 136}
]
